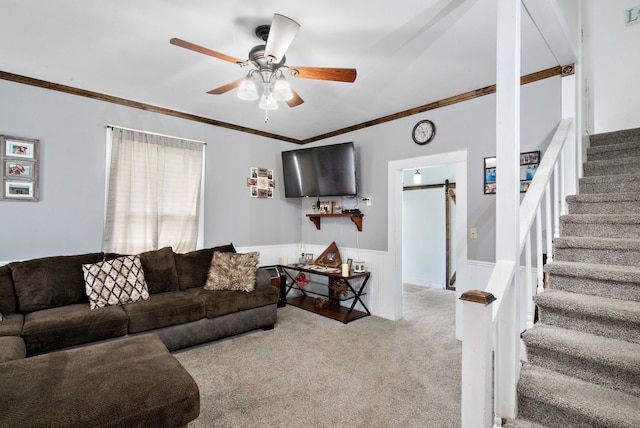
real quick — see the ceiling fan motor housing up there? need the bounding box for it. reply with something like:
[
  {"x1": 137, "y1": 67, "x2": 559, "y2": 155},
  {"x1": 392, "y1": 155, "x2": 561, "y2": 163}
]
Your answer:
[{"x1": 248, "y1": 44, "x2": 286, "y2": 71}]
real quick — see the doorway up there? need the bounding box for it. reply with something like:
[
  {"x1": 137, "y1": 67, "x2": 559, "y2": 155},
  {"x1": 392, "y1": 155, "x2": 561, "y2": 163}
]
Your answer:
[
  {"x1": 387, "y1": 151, "x2": 467, "y2": 339},
  {"x1": 402, "y1": 165, "x2": 457, "y2": 290}
]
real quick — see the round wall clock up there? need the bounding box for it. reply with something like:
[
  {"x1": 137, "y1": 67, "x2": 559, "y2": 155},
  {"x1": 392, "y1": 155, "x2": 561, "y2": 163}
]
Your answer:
[{"x1": 412, "y1": 120, "x2": 436, "y2": 145}]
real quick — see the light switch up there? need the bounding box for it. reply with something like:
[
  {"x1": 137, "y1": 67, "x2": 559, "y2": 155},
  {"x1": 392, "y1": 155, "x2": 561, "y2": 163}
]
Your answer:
[{"x1": 470, "y1": 228, "x2": 478, "y2": 239}]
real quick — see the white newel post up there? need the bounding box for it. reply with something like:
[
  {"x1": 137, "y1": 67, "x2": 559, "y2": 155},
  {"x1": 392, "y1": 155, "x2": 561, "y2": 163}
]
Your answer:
[{"x1": 460, "y1": 291, "x2": 496, "y2": 428}]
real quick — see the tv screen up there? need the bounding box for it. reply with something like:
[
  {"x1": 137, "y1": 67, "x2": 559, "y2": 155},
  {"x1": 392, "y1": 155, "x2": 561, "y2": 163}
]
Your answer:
[{"x1": 281, "y1": 142, "x2": 357, "y2": 198}]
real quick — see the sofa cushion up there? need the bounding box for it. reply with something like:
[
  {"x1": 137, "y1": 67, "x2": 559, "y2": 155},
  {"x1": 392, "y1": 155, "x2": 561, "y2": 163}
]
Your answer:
[
  {"x1": 0, "y1": 313, "x2": 24, "y2": 336},
  {"x1": 122, "y1": 290, "x2": 206, "y2": 334},
  {"x1": 138, "y1": 246, "x2": 180, "y2": 294},
  {"x1": 11, "y1": 252, "x2": 105, "y2": 312},
  {"x1": 83, "y1": 255, "x2": 150, "y2": 309},
  {"x1": 22, "y1": 303, "x2": 128, "y2": 355},
  {"x1": 0, "y1": 264, "x2": 16, "y2": 314},
  {"x1": 175, "y1": 243, "x2": 236, "y2": 290},
  {"x1": 0, "y1": 336, "x2": 26, "y2": 363},
  {"x1": 205, "y1": 251, "x2": 259, "y2": 292},
  {"x1": 187, "y1": 286, "x2": 279, "y2": 318}
]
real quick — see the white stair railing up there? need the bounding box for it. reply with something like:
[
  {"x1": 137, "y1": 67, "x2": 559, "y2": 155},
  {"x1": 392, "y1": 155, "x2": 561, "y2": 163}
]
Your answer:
[{"x1": 460, "y1": 118, "x2": 573, "y2": 427}]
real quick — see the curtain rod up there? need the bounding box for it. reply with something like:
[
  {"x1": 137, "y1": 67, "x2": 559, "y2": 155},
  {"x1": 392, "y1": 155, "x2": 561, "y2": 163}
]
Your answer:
[{"x1": 105, "y1": 124, "x2": 206, "y2": 145}]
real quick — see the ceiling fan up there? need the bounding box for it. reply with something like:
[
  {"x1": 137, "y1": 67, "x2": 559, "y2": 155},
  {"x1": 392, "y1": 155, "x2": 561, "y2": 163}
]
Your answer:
[{"x1": 170, "y1": 13, "x2": 357, "y2": 120}]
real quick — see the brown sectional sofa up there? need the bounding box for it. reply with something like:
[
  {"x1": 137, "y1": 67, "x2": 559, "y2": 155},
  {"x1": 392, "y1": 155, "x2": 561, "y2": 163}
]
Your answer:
[
  {"x1": 0, "y1": 243, "x2": 279, "y2": 356},
  {"x1": 0, "y1": 243, "x2": 280, "y2": 427}
]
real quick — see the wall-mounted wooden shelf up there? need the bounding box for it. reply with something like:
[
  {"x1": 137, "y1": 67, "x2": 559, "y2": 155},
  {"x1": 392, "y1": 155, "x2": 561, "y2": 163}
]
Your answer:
[{"x1": 306, "y1": 213, "x2": 364, "y2": 231}]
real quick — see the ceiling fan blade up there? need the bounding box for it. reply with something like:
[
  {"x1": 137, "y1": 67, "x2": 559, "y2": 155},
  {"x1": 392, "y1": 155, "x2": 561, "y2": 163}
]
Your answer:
[
  {"x1": 170, "y1": 38, "x2": 247, "y2": 65},
  {"x1": 286, "y1": 89, "x2": 304, "y2": 107},
  {"x1": 206, "y1": 78, "x2": 244, "y2": 95},
  {"x1": 288, "y1": 67, "x2": 357, "y2": 83},
  {"x1": 264, "y1": 14, "x2": 300, "y2": 62}
]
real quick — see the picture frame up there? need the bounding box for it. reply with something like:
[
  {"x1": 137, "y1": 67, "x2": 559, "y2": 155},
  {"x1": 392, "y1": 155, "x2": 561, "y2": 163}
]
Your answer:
[
  {"x1": 248, "y1": 166, "x2": 274, "y2": 198},
  {"x1": 319, "y1": 200, "x2": 333, "y2": 214},
  {"x1": 1, "y1": 135, "x2": 40, "y2": 202},
  {"x1": 304, "y1": 253, "x2": 314, "y2": 264},
  {"x1": 4, "y1": 160, "x2": 35, "y2": 178},
  {"x1": 483, "y1": 150, "x2": 540, "y2": 195},
  {"x1": 4, "y1": 180, "x2": 34, "y2": 199}
]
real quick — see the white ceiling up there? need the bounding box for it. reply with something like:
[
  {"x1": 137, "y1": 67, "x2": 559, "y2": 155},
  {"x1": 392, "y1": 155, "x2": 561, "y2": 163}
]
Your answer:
[{"x1": 0, "y1": 0, "x2": 558, "y2": 141}]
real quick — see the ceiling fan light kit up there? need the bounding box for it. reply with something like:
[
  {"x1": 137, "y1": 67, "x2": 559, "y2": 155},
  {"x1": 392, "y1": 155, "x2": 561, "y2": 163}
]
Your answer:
[{"x1": 170, "y1": 13, "x2": 357, "y2": 122}]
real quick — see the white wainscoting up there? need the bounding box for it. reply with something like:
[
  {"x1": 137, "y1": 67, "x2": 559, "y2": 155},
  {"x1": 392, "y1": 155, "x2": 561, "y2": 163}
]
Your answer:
[{"x1": 467, "y1": 259, "x2": 538, "y2": 293}]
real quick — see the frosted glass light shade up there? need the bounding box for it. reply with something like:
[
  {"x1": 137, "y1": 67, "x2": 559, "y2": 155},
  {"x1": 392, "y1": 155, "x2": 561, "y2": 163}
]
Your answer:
[
  {"x1": 272, "y1": 78, "x2": 293, "y2": 101},
  {"x1": 259, "y1": 93, "x2": 279, "y2": 110},
  {"x1": 413, "y1": 170, "x2": 422, "y2": 184},
  {"x1": 237, "y1": 78, "x2": 258, "y2": 101}
]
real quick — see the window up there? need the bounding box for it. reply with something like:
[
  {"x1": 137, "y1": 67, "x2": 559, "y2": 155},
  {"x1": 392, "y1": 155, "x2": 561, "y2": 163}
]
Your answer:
[{"x1": 103, "y1": 127, "x2": 204, "y2": 254}]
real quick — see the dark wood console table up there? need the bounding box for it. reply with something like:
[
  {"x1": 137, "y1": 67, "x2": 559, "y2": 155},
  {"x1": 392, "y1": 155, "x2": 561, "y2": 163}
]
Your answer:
[{"x1": 280, "y1": 264, "x2": 371, "y2": 324}]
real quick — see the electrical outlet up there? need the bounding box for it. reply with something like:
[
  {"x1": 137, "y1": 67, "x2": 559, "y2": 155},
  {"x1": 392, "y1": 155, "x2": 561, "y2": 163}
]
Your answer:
[
  {"x1": 470, "y1": 228, "x2": 478, "y2": 239},
  {"x1": 365, "y1": 197, "x2": 372, "y2": 207}
]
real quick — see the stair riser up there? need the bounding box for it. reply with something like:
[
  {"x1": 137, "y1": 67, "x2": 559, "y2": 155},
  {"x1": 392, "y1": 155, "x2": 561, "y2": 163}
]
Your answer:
[
  {"x1": 583, "y1": 160, "x2": 640, "y2": 177},
  {"x1": 548, "y1": 274, "x2": 640, "y2": 302},
  {"x1": 536, "y1": 307, "x2": 640, "y2": 344},
  {"x1": 580, "y1": 177, "x2": 640, "y2": 194},
  {"x1": 525, "y1": 345, "x2": 640, "y2": 398},
  {"x1": 560, "y1": 221, "x2": 640, "y2": 239},
  {"x1": 517, "y1": 396, "x2": 601, "y2": 428},
  {"x1": 568, "y1": 200, "x2": 640, "y2": 215},
  {"x1": 554, "y1": 246, "x2": 640, "y2": 267},
  {"x1": 586, "y1": 146, "x2": 640, "y2": 161}
]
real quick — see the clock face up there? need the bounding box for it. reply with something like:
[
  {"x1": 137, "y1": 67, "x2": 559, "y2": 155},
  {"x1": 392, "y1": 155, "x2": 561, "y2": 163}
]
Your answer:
[{"x1": 412, "y1": 120, "x2": 436, "y2": 145}]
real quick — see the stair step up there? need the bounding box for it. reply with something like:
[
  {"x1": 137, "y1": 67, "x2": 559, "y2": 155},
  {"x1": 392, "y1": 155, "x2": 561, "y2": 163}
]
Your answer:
[
  {"x1": 567, "y1": 192, "x2": 640, "y2": 215},
  {"x1": 523, "y1": 324, "x2": 640, "y2": 397},
  {"x1": 560, "y1": 214, "x2": 640, "y2": 239},
  {"x1": 545, "y1": 261, "x2": 640, "y2": 302},
  {"x1": 517, "y1": 365, "x2": 640, "y2": 428},
  {"x1": 553, "y1": 236, "x2": 640, "y2": 267},
  {"x1": 579, "y1": 172, "x2": 640, "y2": 194},
  {"x1": 503, "y1": 419, "x2": 548, "y2": 428},
  {"x1": 586, "y1": 140, "x2": 640, "y2": 161},
  {"x1": 534, "y1": 289, "x2": 640, "y2": 344},
  {"x1": 589, "y1": 127, "x2": 640, "y2": 147},
  {"x1": 583, "y1": 155, "x2": 640, "y2": 177}
]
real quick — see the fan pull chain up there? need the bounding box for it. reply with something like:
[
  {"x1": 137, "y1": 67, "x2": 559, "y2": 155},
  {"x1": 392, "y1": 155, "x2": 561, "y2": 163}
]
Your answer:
[{"x1": 264, "y1": 109, "x2": 269, "y2": 123}]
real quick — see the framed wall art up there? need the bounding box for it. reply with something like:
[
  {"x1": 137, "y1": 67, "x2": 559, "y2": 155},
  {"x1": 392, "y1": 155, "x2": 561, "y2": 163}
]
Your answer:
[
  {"x1": 484, "y1": 150, "x2": 540, "y2": 195},
  {"x1": 247, "y1": 166, "x2": 274, "y2": 199},
  {"x1": 0, "y1": 135, "x2": 40, "y2": 201}
]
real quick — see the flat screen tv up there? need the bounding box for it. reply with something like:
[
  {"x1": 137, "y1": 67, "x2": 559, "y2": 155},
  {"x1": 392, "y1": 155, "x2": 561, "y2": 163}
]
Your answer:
[{"x1": 281, "y1": 142, "x2": 357, "y2": 198}]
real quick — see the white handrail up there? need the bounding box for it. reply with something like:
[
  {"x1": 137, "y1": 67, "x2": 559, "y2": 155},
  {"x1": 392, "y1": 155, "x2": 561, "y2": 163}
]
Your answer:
[{"x1": 461, "y1": 118, "x2": 573, "y2": 427}]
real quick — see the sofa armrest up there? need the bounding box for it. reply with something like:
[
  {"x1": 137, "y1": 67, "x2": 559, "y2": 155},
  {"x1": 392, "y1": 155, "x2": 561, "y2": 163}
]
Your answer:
[
  {"x1": 255, "y1": 268, "x2": 271, "y2": 288},
  {"x1": 0, "y1": 336, "x2": 26, "y2": 363}
]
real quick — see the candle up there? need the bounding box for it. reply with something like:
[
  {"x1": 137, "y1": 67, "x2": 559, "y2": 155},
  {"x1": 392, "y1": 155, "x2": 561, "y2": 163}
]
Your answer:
[
  {"x1": 282, "y1": 256, "x2": 288, "y2": 266},
  {"x1": 341, "y1": 263, "x2": 349, "y2": 277}
]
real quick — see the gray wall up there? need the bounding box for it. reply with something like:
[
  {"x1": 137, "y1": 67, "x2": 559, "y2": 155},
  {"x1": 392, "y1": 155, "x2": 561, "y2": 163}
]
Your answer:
[
  {"x1": 0, "y1": 79, "x2": 300, "y2": 261},
  {"x1": 300, "y1": 77, "x2": 561, "y2": 262},
  {"x1": 0, "y1": 75, "x2": 561, "y2": 263}
]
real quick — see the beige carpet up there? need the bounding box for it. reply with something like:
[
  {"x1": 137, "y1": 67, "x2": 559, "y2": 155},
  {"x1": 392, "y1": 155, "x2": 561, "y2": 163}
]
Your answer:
[{"x1": 175, "y1": 286, "x2": 461, "y2": 427}]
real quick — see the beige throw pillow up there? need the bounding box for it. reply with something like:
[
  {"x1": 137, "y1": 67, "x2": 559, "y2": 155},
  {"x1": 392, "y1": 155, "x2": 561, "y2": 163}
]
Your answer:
[
  {"x1": 204, "y1": 251, "x2": 259, "y2": 292},
  {"x1": 83, "y1": 255, "x2": 150, "y2": 309}
]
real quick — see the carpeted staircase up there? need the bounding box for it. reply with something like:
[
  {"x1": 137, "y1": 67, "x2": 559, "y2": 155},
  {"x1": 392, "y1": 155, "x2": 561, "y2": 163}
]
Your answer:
[{"x1": 506, "y1": 127, "x2": 640, "y2": 428}]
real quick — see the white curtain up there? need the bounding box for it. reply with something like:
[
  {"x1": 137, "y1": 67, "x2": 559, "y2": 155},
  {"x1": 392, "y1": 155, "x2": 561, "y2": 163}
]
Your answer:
[{"x1": 103, "y1": 127, "x2": 204, "y2": 254}]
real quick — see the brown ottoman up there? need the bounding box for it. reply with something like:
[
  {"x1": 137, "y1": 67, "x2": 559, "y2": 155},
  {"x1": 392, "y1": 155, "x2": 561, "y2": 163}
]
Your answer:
[{"x1": 0, "y1": 334, "x2": 199, "y2": 428}]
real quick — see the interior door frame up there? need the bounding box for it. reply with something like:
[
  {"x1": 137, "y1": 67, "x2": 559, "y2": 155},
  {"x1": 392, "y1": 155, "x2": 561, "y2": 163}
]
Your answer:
[{"x1": 387, "y1": 150, "x2": 467, "y2": 340}]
